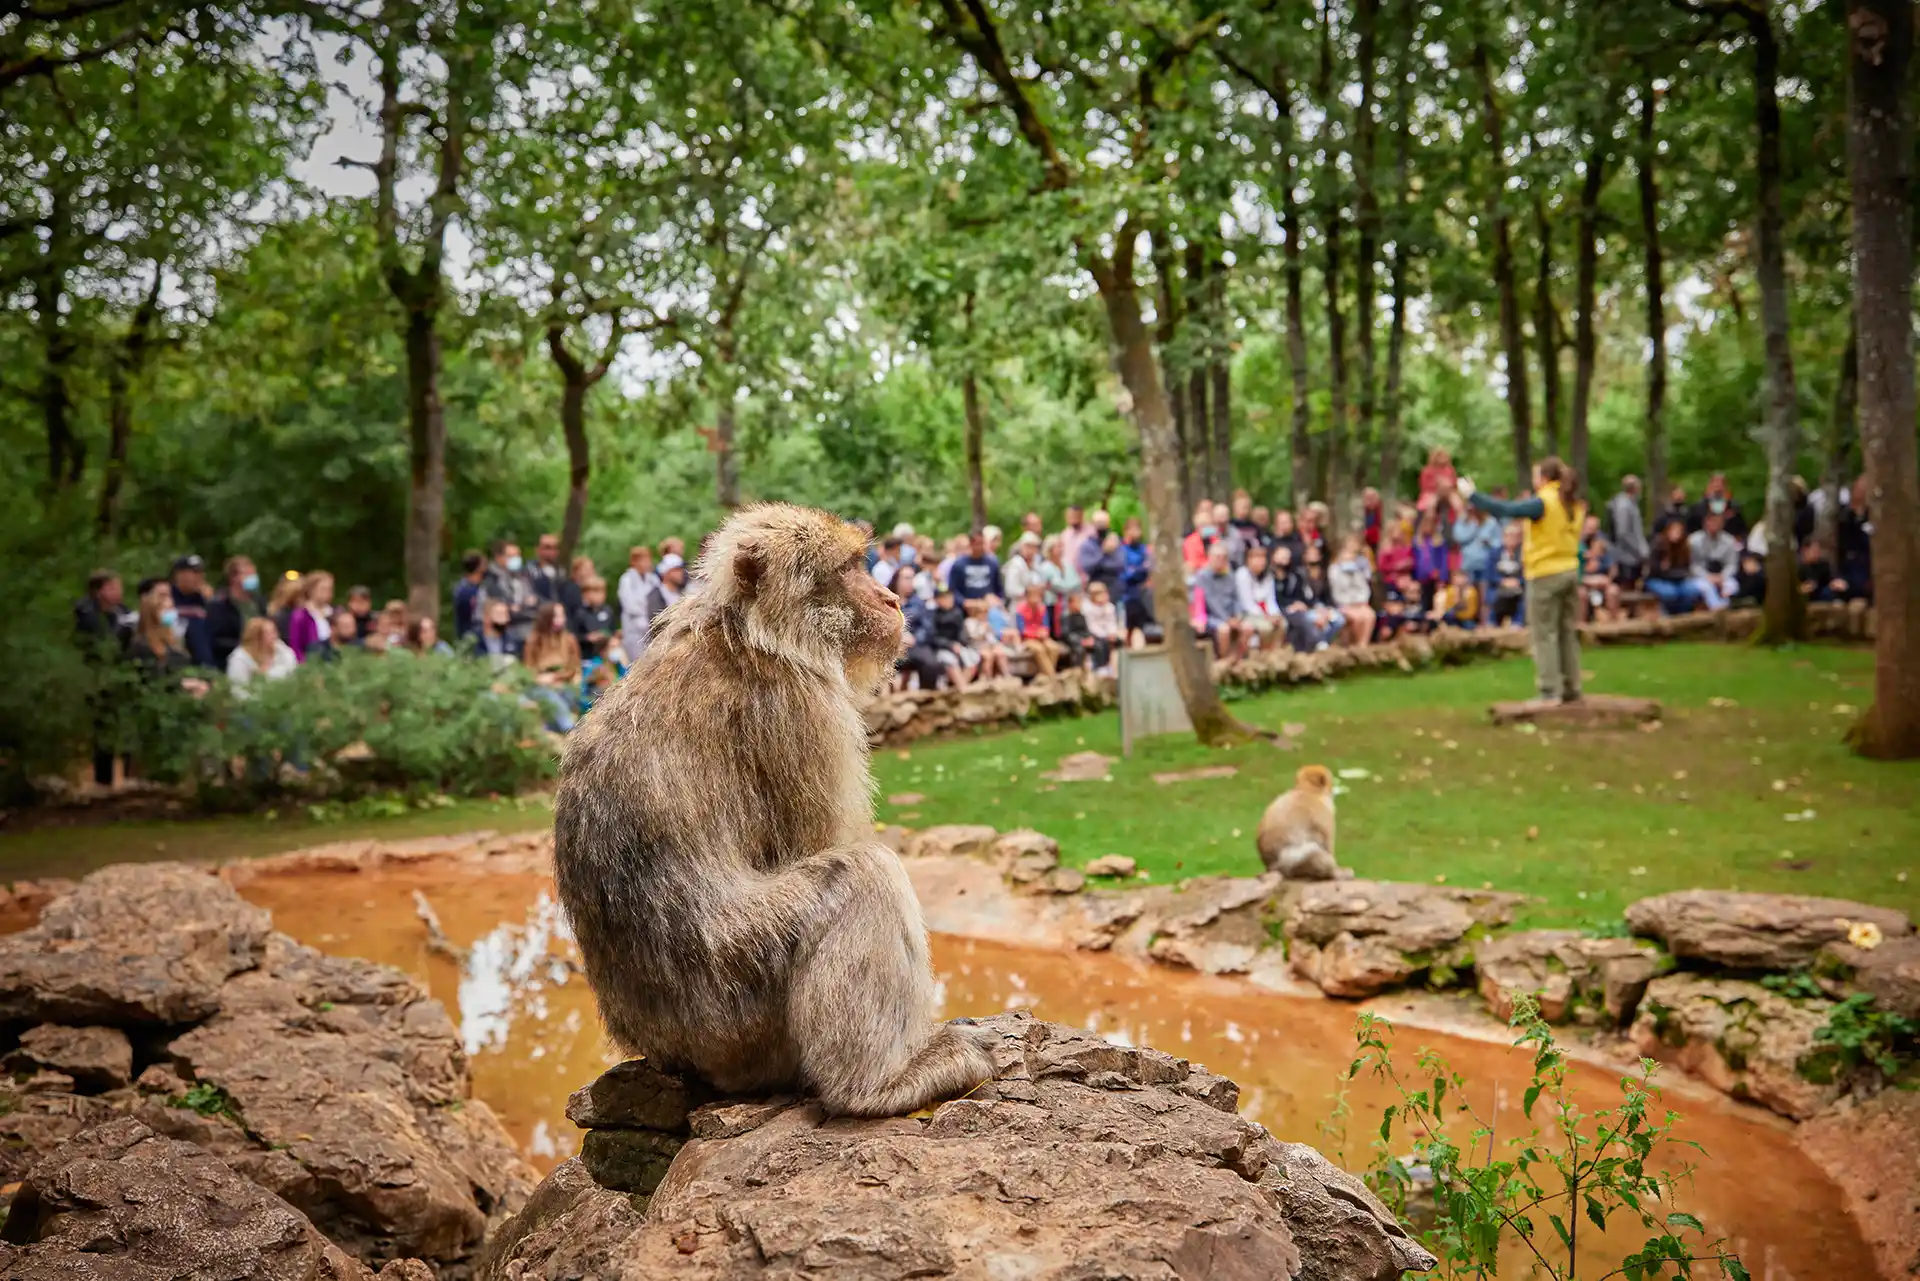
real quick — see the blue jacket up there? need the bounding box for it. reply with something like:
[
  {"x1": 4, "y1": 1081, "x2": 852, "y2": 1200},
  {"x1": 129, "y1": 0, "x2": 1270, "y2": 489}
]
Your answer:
[{"x1": 1120, "y1": 540, "x2": 1152, "y2": 603}]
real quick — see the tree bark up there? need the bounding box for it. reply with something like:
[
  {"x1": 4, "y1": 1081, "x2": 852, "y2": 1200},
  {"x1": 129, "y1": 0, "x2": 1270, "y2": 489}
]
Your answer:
[
  {"x1": 98, "y1": 268, "x2": 164, "y2": 538},
  {"x1": 1352, "y1": 0, "x2": 1380, "y2": 498},
  {"x1": 1817, "y1": 318, "x2": 1857, "y2": 557},
  {"x1": 1533, "y1": 193, "x2": 1562, "y2": 459},
  {"x1": 1153, "y1": 237, "x2": 1194, "y2": 516},
  {"x1": 1378, "y1": 0, "x2": 1415, "y2": 496},
  {"x1": 1184, "y1": 241, "x2": 1215, "y2": 499},
  {"x1": 402, "y1": 305, "x2": 447, "y2": 621},
  {"x1": 1473, "y1": 39, "x2": 1532, "y2": 491},
  {"x1": 1283, "y1": 149, "x2": 1313, "y2": 513},
  {"x1": 1571, "y1": 135, "x2": 1606, "y2": 483},
  {"x1": 1319, "y1": 1, "x2": 1352, "y2": 526},
  {"x1": 1210, "y1": 350, "x2": 1232, "y2": 500},
  {"x1": 1092, "y1": 238, "x2": 1251, "y2": 746},
  {"x1": 1638, "y1": 78, "x2": 1669, "y2": 524},
  {"x1": 1845, "y1": 0, "x2": 1920, "y2": 757},
  {"x1": 1746, "y1": 6, "x2": 1807, "y2": 644},
  {"x1": 34, "y1": 190, "x2": 80, "y2": 492},
  {"x1": 962, "y1": 370, "x2": 987, "y2": 533}
]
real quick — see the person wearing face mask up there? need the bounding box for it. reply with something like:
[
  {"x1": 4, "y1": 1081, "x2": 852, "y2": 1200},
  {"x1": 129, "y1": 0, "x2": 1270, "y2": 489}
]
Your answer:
[
  {"x1": 208, "y1": 555, "x2": 263, "y2": 670},
  {"x1": 125, "y1": 578, "x2": 208, "y2": 696},
  {"x1": 483, "y1": 538, "x2": 538, "y2": 647},
  {"x1": 1182, "y1": 500, "x2": 1221, "y2": 572},
  {"x1": 1687, "y1": 473, "x2": 1748, "y2": 540}
]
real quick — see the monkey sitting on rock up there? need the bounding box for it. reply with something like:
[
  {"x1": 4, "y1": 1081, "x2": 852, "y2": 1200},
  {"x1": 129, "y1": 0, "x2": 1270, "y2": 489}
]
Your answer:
[
  {"x1": 554, "y1": 503, "x2": 995, "y2": 1118},
  {"x1": 1255, "y1": 764, "x2": 1349, "y2": 881}
]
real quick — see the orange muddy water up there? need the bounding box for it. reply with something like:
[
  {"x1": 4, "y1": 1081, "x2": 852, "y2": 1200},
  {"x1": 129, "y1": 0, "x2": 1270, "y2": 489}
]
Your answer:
[{"x1": 239, "y1": 866, "x2": 1875, "y2": 1281}]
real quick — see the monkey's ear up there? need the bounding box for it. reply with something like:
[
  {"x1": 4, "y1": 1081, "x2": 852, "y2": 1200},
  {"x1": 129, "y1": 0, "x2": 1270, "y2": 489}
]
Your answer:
[{"x1": 732, "y1": 540, "x2": 765, "y2": 595}]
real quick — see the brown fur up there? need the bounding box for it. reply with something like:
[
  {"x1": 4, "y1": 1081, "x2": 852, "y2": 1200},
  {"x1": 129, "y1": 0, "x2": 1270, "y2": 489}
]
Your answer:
[
  {"x1": 1255, "y1": 764, "x2": 1341, "y2": 879},
  {"x1": 553, "y1": 503, "x2": 993, "y2": 1117}
]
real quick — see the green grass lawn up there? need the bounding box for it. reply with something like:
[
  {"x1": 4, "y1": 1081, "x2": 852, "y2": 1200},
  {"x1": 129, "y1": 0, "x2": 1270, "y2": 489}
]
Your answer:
[{"x1": 871, "y1": 643, "x2": 1920, "y2": 929}]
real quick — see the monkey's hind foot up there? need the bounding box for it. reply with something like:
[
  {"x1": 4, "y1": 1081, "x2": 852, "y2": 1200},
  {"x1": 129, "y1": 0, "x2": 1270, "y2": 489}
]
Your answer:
[{"x1": 822, "y1": 1022, "x2": 997, "y2": 1119}]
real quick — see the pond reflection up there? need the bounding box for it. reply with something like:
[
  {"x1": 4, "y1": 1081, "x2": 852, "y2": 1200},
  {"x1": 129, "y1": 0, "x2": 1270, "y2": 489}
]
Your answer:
[{"x1": 240, "y1": 866, "x2": 1871, "y2": 1281}]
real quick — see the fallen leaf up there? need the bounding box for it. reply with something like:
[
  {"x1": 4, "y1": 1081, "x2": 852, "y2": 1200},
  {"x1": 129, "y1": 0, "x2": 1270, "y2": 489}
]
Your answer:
[
  {"x1": 1153, "y1": 765, "x2": 1239, "y2": 786},
  {"x1": 1525, "y1": 826, "x2": 1540, "y2": 840}
]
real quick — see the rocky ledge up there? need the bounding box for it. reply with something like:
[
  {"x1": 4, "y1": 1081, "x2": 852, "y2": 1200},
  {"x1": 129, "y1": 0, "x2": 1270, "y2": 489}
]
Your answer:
[
  {"x1": 0, "y1": 863, "x2": 538, "y2": 1275},
  {"x1": 481, "y1": 1012, "x2": 1435, "y2": 1281}
]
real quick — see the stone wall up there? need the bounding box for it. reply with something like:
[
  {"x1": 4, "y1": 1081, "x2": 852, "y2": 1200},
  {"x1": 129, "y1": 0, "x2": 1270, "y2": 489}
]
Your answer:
[{"x1": 861, "y1": 602, "x2": 1875, "y2": 746}]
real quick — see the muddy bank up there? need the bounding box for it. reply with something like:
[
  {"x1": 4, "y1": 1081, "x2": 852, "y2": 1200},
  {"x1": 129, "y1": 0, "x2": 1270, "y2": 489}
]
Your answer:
[{"x1": 226, "y1": 849, "x2": 1879, "y2": 1281}]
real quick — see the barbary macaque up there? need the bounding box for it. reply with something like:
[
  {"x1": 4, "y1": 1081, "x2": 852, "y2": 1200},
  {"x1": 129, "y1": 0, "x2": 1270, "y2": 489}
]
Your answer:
[
  {"x1": 554, "y1": 503, "x2": 994, "y2": 1116},
  {"x1": 1255, "y1": 764, "x2": 1343, "y2": 880}
]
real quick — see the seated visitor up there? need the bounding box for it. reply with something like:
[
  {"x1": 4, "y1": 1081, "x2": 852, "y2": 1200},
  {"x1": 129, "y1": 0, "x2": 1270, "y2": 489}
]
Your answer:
[
  {"x1": 1489, "y1": 525, "x2": 1526, "y2": 626},
  {"x1": 1645, "y1": 518, "x2": 1703, "y2": 615},
  {"x1": 523, "y1": 602, "x2": 582, "y2": 733},
  {"x1": 1328, "y1": 534, "x2": 1376, "y2": 647},
  {"x1": 226, "y1": 615, "x2": 297, "y2": 690},
  {"x1": 929, "y1": 585, "x2": 979, "y2": 686},
  {"x1": 1435, "y1": 569, "x2": 1483, "y2": 631},
  {"x1": 962, "y1": 596, "x2": 1010, "y2": 680},
  {"x1": 1799, "y1": 538, "x2": 1848, "y2": 603},
  {"x1": 1064, "y1": 587, "x2": 1114, "y2": 672},
  {"x1": 1014, "y1": 583, "x2": 1061, "y2": 676},
  {"x1": 1233, "y1": 544, "x2": 1285, "y2": 650},
  {"x1": 1733, "y1": 551, "x2": 1767, "y2": 607},
  {"x1": 1687, "y1": 512, "x2": 1741, "y2": 611},
  {"x1": 475, "y1": 598, "x2": 522, "y2": 668},
  {"x1": 1190, "y1": 543, "x2": 1250, "y2": 660},
  {"x1": 403, "y1": 615, "x2": 455, "y2": 657},
  {"x1": 1581, "y1": 534, "x2": 1622, "y2": 621}
]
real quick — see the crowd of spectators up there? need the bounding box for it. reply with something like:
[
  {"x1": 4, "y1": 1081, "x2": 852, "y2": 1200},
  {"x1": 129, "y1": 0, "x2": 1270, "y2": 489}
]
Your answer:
[{"x1": 70, "y1": 451, "x2": 1878, "y2": 786}]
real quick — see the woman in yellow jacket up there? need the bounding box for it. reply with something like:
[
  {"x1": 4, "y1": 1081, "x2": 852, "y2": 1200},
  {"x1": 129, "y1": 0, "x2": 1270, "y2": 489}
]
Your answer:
[{"x1": 1467, "y1": 457, "x2": 1586, "y2": 704}]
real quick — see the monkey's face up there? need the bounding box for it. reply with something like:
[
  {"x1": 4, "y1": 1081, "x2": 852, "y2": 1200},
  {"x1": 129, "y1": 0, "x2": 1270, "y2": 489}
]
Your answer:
[{"x1": 704, "y1": 504, "x2": 905, "y2": 671}]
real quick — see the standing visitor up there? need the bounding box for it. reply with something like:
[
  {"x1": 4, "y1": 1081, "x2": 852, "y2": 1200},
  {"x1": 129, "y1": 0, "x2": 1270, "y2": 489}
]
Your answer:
[
  {"x1": 1452, "y1": 503, "x2": 1502, "y2": 588},
  {"x1": 1118, "y1": 517, "x2": 1155, "y2": 638},
  {"x1": 949, "y1": 532, "x2": 1003, "y2": 602},
  {"x1": 871, "y1": 536, "x2": 905, "y2": 590},
  {"x1": 168, "y1": 555, "x2": 215, "y2": 668},
  {"x1": 1466, "y1": 457, "x2": 1586, "y2": 706},
  {"x1": 1269, "y1": 509, "x2": 1306, "y2": 569},
  {"x1": 484, "y1": 540, "x2": 538, "y2": 647},
  {"x1": 74, "y1": 569, "x2": 129, "y2": 654},
  {"x1": 1003, "y1": 533, "x2": 1040, "y2": 602},
  {"x1": 1607, "y1": 476, "x2": 1649, "y2": 587},
  {"x1": 267, "y1": 572, "x2": 302, "y2": 641},
  {"x1": 1837, "y1": 479, "x2": 1874, "y2": 602},
  {"x1": 1488, "y1": 525, "x2": 1527, "y2": 625},
  {"x1": 453, "y1": 551, "x2": 488, "y2": 640},
  {"x1": 1078, "y1": 512, "x2": 1125, "y2": 597},
  {"x1": 208, "y1": 556, "x2": 261, "y2": 670},
  {"x1": 1057, "y1": 505, "x2": 1093, "y2": 575},
  {"x1": 226, "y1": 616, "x2": 297, "y2": 690},
  {"x1": 1038, "y1": 534, "x2": 1083, "y2": 607},
  {"x1": 342, "y1": 585, "x2": 377, "y2": 639},
  {"x1": 572, "y1": 577, "x2": 615, "y2": 654},
  {"x1": 646, "y1": 554, "x2": 687, "y2": 621},
  {"x1": 1412, "y1": 509, "x2": 1451, "y2": 612},
  {"x1": 618, "y1": 545, "x2": 660, "y2": 656},
  {"x1": 286, "y1": 572, "x2": 336, "y2": 663},
  {"x1": 1689, "y1": 473, "x2": 1748, "y2": 539},
  {"x1": 528, "y1": 533, "x2": 566, "y2": 607}
]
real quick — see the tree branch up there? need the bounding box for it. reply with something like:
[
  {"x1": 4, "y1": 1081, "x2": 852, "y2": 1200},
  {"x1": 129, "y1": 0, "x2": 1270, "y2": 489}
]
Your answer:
[{"x1": 935, "y1": 0, "x2": 1076, "y2": 190}]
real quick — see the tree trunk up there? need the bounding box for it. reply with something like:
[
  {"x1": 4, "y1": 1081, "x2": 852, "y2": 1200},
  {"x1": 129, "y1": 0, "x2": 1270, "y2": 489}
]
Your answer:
[
  {"x1": 1571, "y1": 136, "x2": 1606, "y2": 483},
  {"x1": 98, "y1": 268, "x2": 164, "y2": 538},
  {"x1": 1091, "y1": 247, "x2": 1251, "y2": 746},
  {"x1": 34, "y1": 264, "x2": 79, "y2": 491},
  {"x1": 1319, "y1": 2, "x2": 1351, "y2": 525},
  {"x1": 1378, "y1": 0, "x2": 1415, "y2": 497},
  {"x1": 1747, "y1": 9, "x2": 1807, "y2": 644},
  {"x1": 1845, "y1": 0, "x2": 1920, "y2": 757},
  {"x1": 1474, "y1": 39, "x2": 1532, "y2": 490},
  {"x1": 1152, "y1": 236, "x2": 1193, "y2": 515},
  {"x1": 1207, "y1": 251, "x2": 1232, "y2": 499},
  {"x1": 1184, "y1": 241, "x2": 1215, "y2": 499},
  {"x1": 403, "y1": 304, "x2": 447, "y2": 621},
  {"x1": 557, "y1": 369, "x2": 590, "y2": 563},
  {"x1": 1283, "y1": 151, "x2": 1314, "y2": 512},
  {"x1": 1638, "y1": 78, "x2": 1669, "y2": 524},
  {"x1": 1352, "y1": 0, "x2": 1380, "y2": 497},
  {"x1": 713, "y1": 326, "x2": 740, "y2": 510},
  {"x1": 963, "y1": 368, "x2": 987, "y2": 534},
  {"x1": 1533, "y1": 193, "x2": 1562, "y2": 459},
  {"x1": 1817, "y1": 318, "x2": 1857, "y2": 557}
]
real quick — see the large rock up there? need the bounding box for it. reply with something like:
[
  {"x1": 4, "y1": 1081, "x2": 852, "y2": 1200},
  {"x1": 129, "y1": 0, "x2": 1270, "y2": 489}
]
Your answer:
[
  {"x1": 0, "y1": 862, "x2": 273, "y2": 1025},
  {"x1": 1817, "y1": 933, "x2": 1920, "y2": 1020},
  {"x1": 1628, "y1": 974, "x2": 1839, "y2": 1120},
  {"x1": 0, "y1": 865, "x2": 537, "y2": 1273},
  {"x1": 1624, "y1": 889, "x2": 1913, "y2": 972},
  {"x1": 1147, "y1": 875, "x2": 1284, "y2": 976},
  {"x1": 481, "y1": 1013, "x2": 1436, "y2": 1281},
  {"x1": 1285, "y1": 881, "x2": 1526, "y2": 998},
  {"x1": 0, "y1": 1116, "x2": 385, "y2": 1281},
  {"x1": 903, "y1": 824, "x2": 1001, "y2": 860},
  {"x1": 1474, "y1": 930, "x2": 1668, "y2": 1026},
  {"x1": 1798, "y1": 1087, "x2": 1920, "y2": 1281}
]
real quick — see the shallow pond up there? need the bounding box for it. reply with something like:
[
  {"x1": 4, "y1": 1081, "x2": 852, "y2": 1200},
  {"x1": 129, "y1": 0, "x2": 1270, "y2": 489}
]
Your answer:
[{"x1": 238, "y1": 865, "x2": 1874, "y2": 1281}]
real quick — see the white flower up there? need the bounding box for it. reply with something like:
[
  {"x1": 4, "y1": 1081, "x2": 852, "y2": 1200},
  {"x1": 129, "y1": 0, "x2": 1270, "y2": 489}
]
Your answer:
[{"x1": 1847, "y1": 921, "x2": 1885, "y2": 951}]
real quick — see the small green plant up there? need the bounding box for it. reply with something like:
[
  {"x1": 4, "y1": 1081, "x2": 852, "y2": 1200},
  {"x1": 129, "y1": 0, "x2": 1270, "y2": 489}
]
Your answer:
[
  {"x1": 171, "y1": 1081, "x2": 244, "y2": 1122},
  {"x1": 1759, "y1": 970, "x2": 1824, "y2": 1001},
  {"x1": 1341, "y1": 997, "x2": 1750, "y2": 1281},
  {"x1": 1801, "y1": 993, "x2": 1916, "y2": 1084}
]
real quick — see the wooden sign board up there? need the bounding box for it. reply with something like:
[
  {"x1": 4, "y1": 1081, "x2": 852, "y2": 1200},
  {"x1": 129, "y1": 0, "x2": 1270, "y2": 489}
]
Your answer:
[{"x1": 1118, "y1": 645, "x2": 1192, "y2": 756}]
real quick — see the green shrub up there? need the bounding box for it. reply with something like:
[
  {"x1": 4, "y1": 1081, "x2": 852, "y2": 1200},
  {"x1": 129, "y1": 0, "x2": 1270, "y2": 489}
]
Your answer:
[
  {"x1": 1800, "y1": 993, "x2": 1916, "y2": 1084},
  {"x1": 111, "y1": 648, "x2": 555, "y2": 807}
]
